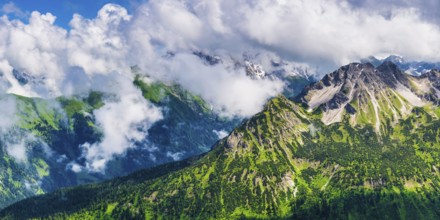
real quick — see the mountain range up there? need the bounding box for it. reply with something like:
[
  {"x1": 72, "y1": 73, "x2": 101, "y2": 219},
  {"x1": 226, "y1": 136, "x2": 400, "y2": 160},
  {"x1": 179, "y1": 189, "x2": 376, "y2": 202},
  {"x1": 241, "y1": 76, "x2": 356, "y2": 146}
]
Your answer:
[
  {"x1": 0, "y1": 73, "x2": 241, "y2": 209},
  {"x1": 362, "y1": 55, "x2": 440, "y2": 76},
  {"x1": 2, "y1": 61, "x2": 440, "y2": 219},
  {"x1": 0, "y1": 54, "x2": 312, "y2": 209}
]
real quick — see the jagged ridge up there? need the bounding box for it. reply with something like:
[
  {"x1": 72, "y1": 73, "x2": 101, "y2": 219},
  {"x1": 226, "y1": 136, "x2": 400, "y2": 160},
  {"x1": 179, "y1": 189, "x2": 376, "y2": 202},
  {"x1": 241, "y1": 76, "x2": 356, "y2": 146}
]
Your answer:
[{"x1": 298, "y1": 61, "x2": 440, "y2": 133}]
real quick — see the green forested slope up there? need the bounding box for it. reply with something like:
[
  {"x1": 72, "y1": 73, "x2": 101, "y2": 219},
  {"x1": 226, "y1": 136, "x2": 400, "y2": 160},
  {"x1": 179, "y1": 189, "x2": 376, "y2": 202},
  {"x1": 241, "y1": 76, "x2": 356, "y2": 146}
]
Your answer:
[
  {"x1": 2, "y1": 95, "x2": 440, "y2": 219},
  {"x1": 0, "y1": 93, "x2": 102, "y2": 208},
  {"x1": 0, "y1": 77, "x2": 240, "y2": 209}
]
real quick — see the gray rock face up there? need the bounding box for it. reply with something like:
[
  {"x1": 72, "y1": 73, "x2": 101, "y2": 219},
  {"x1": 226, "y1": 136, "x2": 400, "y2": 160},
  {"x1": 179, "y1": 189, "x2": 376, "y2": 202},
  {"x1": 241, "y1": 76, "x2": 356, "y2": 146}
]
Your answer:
[
  {"x1": 322, "y1": 92, "x2": 349, "y2": 111},
  {"x1": 297, "y1": 61, "x2": 440, "y2": 127},
  {"x1": 245, "y1": 61, "x2": 267, "y2": 80}
]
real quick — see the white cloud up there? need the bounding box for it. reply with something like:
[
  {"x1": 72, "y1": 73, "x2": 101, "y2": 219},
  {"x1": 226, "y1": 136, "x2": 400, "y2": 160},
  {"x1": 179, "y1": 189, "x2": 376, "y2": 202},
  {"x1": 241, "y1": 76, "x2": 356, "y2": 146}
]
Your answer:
[
  {"x1": 163, "y1": 53, "x2": 284, "y2": 117},
  {"x1": 166, "y1": 151, "x2": 184, "y2": 161},
  {"x1": 3, "y1": 131, "x2": 47, "y2": 164},
  {"x1": 0, "y1": 95, "x2": 17, "y2": 131},
  {"x1": 152, "y1": 1, "x2": 204, "y2": 43},
  {"x1": 79, "y1": 75, "x2": 163, "y2": 173},
  {"x1": 347, "y1": 0, "x2": 440, "y2": 23},
  {"x1": 0, "y1": 11, "x2": 67, "y2": 97},
  {"x1": 6, "y1": 141, "x2": 27, "y2": 163},
  {"x1": 228, "y1": 0, "x2": 440, "y2": 66},
  {"x1": 213, "y1": 129, "x2": 229, "y2": 139},
  {"x1": 1, "y1": 2, "x2": 28, "y2": 19},
  {"x1": 125, "y1": 0, "x2": 440, "y2": 75},
  {"x1": 66, "y1": 161, "x2": 82, "y2": 173},
  {"x1": 68, "y1": 4, "x2": 131, "y2": 75}
]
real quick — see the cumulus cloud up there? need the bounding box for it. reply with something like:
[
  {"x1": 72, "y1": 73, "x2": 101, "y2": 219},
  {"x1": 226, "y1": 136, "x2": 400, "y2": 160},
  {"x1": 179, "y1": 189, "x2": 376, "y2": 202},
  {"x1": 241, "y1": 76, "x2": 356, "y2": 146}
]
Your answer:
[
  {"x1": 163, "y1": 53, "x2": 284, "y2": 117},
  {"x1": 6, "y1": 141, "x2": 27, "y2": 163},
  {"x1": 2, "y1": 130, "x2": 46, "y2": 164},
  {"x1": 0, "y1": 1, "x2": 438, "y2": 88},
  {"x1": 0, "y1": 11, "x2": 67, "y2": 97},
  {"x1": 230, "y1": 0, "x2": 440, "y2": 66},
  {"x1": 0, "y1": 95, "x2": 17, "y2": 131},
  {"x1": 68, "y1": 4, "x2": 131, "y2": 75},
  {"x1": 67, "y1": 162, "x2": 82, "y2": 173},
  {"x1": 78, "y1": 75, "x2": 163, "y2": 172}
]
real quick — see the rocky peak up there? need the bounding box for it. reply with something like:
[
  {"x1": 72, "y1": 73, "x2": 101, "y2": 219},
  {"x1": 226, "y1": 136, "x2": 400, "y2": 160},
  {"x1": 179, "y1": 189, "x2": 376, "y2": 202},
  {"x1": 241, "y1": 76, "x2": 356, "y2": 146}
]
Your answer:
[
  {"x1": 383, "y1": 55, "x2": 405, "y2": 64},
  {"x1": 376, "y1": 61, "x2": 410, "y2": 87},
  {"x1": 297, "y1": 61, "x2": 434, "y2": 130},
  {"x1": 245, "y1": 61, "x2": 267, "y2": 80},
  {"x1": 303, "y1": 62, "x2": 387, "y2": 103},
  {"x1": 320, "y1": 63, "x2": 376, "y2": 86}
]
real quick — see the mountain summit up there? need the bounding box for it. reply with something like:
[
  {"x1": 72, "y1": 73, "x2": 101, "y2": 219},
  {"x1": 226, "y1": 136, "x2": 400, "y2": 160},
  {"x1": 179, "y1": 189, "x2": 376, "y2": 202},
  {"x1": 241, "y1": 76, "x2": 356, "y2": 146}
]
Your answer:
[{"x1": 298, "y1": 62, "x2": 440, "y2": 132}]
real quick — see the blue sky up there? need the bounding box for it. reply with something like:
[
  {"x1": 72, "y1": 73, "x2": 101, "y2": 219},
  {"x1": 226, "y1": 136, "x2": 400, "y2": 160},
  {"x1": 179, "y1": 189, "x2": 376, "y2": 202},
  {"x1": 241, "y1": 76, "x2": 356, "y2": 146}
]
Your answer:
[{"x1": 1, "y1": 0, "x2": 144, "y2": 28}]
